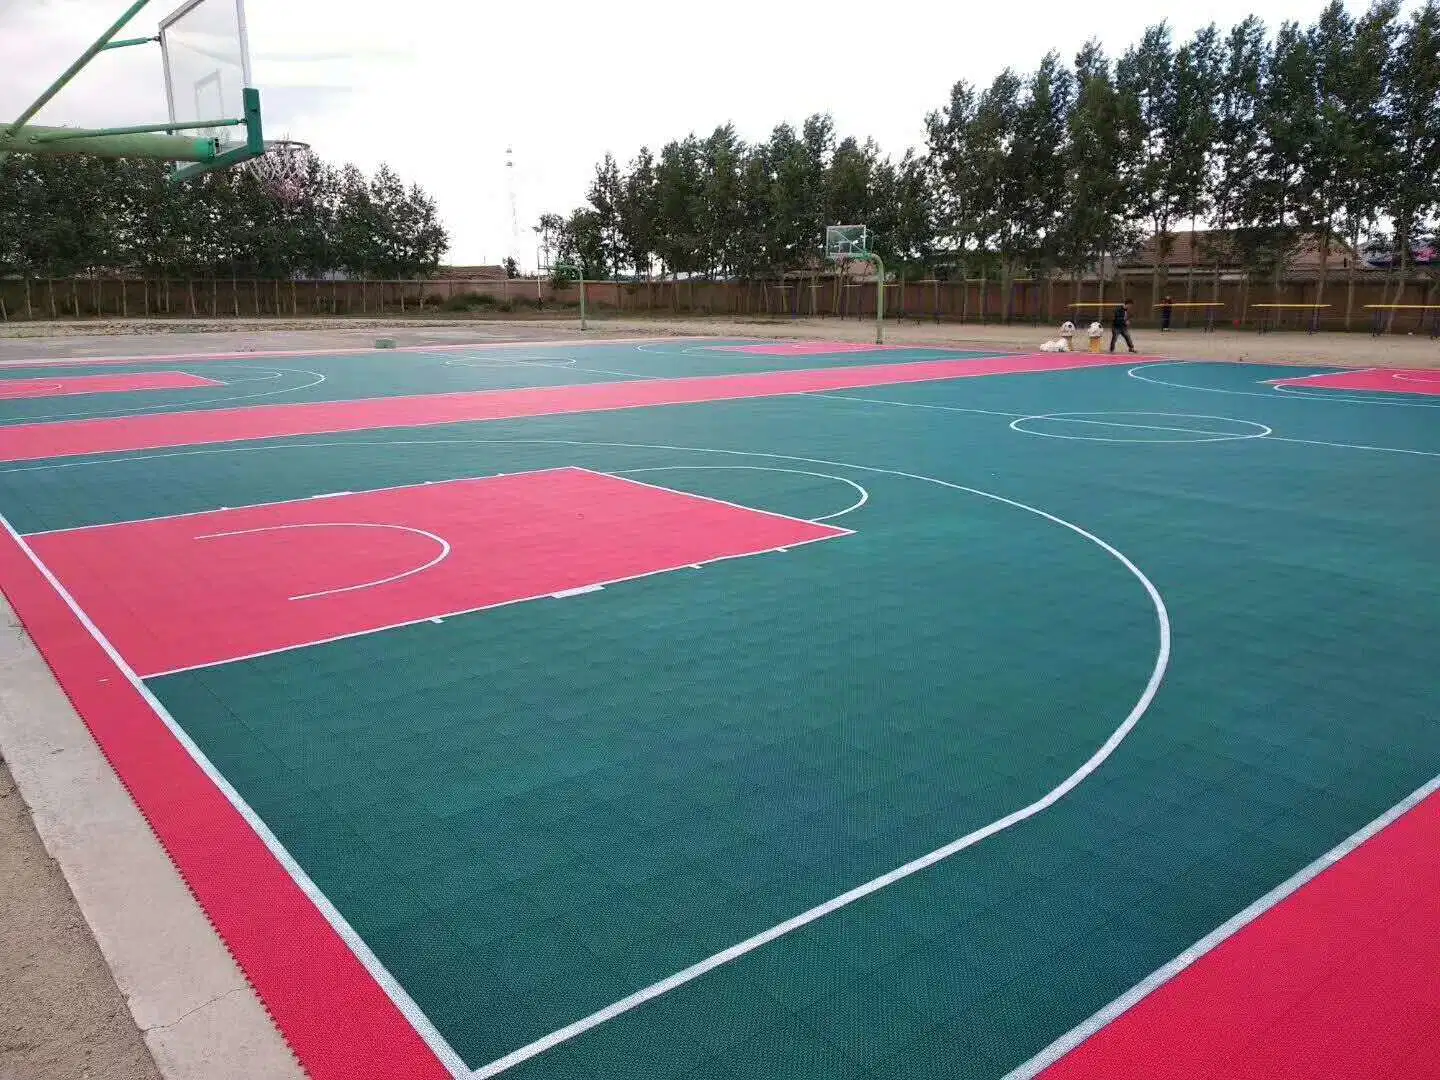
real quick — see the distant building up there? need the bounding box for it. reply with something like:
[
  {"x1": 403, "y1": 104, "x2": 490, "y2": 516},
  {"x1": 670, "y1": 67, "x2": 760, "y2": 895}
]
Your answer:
[
  {"x1": 1119, "y1": 229, "x2": 1362, "y2": 281},
  {"x1": 435, "y1": 265, "x2": 509, "y2": 281}
]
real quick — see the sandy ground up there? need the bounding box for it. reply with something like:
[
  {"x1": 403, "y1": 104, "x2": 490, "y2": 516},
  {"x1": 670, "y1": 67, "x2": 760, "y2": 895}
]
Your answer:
[
  {"x1": 0, "y1": 313, "x2": 1436, "y2": 368},
  {"x1": 0, "y1": 311, "x2": 1434, "y2": 1080},
  {"x1": 0, "y1": 757, "x2": 161, "y2": 1080}
]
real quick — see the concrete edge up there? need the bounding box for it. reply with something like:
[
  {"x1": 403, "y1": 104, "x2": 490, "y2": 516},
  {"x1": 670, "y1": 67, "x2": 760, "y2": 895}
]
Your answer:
[{"x1": 0, "y1": 590, "x2": 306, "y2": 1080}]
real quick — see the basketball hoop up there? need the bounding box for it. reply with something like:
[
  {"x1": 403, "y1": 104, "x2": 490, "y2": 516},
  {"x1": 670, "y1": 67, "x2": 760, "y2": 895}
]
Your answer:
[{"x1": 248, "y1": 138, "x2": 310, "y2": 206}]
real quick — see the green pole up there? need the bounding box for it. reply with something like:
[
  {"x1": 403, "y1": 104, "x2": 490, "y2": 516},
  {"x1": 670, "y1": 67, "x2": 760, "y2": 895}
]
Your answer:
[
  {"x1": 557, "y1": 264, "x2": 587, "y2": 330},
  {"x1": 30, "y1": 117, "x2": 244, "y2": 142},
  {"x1": 868, "y1": 253, "x2": 886, "y2": 344},
  {"x1": 99, "y1": 35, "x2": 158, "y2": 50},
  {"x1": 2, "y1": 125, "x2": 216, "y2": 161}
]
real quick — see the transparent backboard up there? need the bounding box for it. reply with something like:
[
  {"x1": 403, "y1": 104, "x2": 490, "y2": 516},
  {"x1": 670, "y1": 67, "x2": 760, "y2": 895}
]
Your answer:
[
  {"x1": 160, "y1": 0, "x2": 252, "y2": 148},
  {"x1": 825, "y1": 225, "x2": 869, "y2": 260}
]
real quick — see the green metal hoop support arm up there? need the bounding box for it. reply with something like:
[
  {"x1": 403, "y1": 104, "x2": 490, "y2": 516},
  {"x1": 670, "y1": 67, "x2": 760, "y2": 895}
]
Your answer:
[
  {"x1": 0, "y1": 0, "x2": 265, "y2": 179},
  {"x1": 555, "y1": 264, "x2": 588, "y2": 330},
  {"x1": 0, "y1": 0, "x2": 155, "y2": 166},
  {"x1": 0, "y1": 125, "x2": 217, "y2": 161}
]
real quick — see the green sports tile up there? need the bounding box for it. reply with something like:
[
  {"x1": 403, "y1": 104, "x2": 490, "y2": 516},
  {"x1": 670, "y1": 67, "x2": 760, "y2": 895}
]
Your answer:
[
  {"x1": 4, "y1": 347, "x2": 1431, "y2": 1077},
  {"x1": 795, "y1": 983, "x2": 936, "y2": 1066}
]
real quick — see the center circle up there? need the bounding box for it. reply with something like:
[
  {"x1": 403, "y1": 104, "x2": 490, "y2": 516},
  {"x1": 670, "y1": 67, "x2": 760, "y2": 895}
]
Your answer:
[{"x1": 1010, "y1": 411, "x2": 1272, "y2": 444}]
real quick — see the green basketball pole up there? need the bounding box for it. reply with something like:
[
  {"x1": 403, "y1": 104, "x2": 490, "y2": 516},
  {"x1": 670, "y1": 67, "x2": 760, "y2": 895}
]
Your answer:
[
  {"x1": 556, "y1": 265, "x2": 587, "y2": 330},
  {"x1": 861, "y1": 253, "x2": 886, "y2": 344}
]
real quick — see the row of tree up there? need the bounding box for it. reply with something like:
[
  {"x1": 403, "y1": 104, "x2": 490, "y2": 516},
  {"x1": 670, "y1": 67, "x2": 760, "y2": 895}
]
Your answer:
[
  {"x1": 542, "y1": 1, "x2": 1440, "y2": 308},
  {"x1": 0, "y1": 150, "x2": 449, "y2": 280}
]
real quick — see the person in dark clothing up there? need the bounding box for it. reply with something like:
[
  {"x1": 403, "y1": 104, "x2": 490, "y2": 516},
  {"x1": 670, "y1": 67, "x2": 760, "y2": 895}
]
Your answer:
[
  {"x1": 1160, "y1": 295, "x2": 1173, "y2": 331},
  {"x1": 1110, "y1": 300, "x2": 1136, "y2": 353}
]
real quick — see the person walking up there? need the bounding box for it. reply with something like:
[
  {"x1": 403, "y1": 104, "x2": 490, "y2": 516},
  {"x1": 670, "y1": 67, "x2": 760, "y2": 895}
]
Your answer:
[
  {"x1": 1110, "y1": 299, "x2": 1137, "y2": 353},
  {"x1": 1160, "y1": 294, "x2": 1173, "y2": 332}
]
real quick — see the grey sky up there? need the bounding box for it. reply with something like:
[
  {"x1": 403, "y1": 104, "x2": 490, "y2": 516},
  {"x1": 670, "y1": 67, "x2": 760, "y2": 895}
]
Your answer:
[{"x1": 0, "y1": 0, "x2": 1409, "y2": 266}]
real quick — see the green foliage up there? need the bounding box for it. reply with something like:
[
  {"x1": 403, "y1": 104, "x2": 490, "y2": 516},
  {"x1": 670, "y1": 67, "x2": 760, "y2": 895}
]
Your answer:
[
  {"x1": 536, "y1": 7, "x2": 1437, "y2": 291},
  {"x1": 0, "y1": 149, "x2": 449, "y2": 280}
]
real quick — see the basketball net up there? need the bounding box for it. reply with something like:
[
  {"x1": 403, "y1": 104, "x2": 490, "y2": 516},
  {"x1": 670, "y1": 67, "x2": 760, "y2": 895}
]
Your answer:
[{"x1": 247, "y1": 139, "x2": 310, "y2": 207}]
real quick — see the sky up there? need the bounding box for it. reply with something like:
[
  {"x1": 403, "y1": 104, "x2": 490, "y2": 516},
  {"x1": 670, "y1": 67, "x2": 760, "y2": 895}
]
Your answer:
[{"x1": 0, "y1": 0, "x2": 1410, "y2": 267}]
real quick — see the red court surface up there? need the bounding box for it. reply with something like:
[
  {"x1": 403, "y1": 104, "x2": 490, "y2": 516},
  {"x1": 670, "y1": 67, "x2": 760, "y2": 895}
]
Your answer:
[
  {"x1": 0, "y1": 371, "x2": 221, "y2": 399},
  {"x1": 1040, "y1": 785, "x2": 1440, "y2": 1080},
  {"x1": 0, "y1": 517, "x2": 455, "y2": 1080},
  {"x1": 1272, "y1": 368, "x2": 1440, "y2": 397},
  {"x1": 26, "y1": 467, "x2": 848, "y2": 677},
  {"x1": 0, "y1": 352, "x2": 1135, "y2": 463}
]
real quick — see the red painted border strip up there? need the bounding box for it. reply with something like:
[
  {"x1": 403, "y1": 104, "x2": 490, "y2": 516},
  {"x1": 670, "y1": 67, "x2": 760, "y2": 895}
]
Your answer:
[
  {"x1": 0, "y1": 517, "x2": 456, "y2": 1079},
  {"x1": 0, "y1": 372, "x2": 221, "y2": 400},
  {"x1": 1039, "y1": 785, "x2": 1440, "y2": 1080},
  {"x1": 0, "y1": 352, "x2": 1135, "y2": 463},
  {"x1": 1273, "y1": 368, "x2": 1440, "y2": 397}
]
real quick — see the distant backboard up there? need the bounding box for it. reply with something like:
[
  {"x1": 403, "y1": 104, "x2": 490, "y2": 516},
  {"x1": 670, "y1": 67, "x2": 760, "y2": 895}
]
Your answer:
[
  {"x1": 825, "y1": 225, "x2": 869, "y2": 261},
  {"x1": 160, "y1": 0, "x2": 253, "y2": 149}
]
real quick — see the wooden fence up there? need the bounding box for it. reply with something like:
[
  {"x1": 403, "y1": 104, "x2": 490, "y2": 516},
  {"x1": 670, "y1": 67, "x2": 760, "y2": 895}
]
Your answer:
[{"x1": 2, "y1": 274, "x2": 1437, "y2": 333}]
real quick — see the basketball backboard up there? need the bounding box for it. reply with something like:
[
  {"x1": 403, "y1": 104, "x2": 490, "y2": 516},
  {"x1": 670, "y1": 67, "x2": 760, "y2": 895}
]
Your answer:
[
  {"x1": 825, "y1": 225, "x2": 869, "y2": 261},
  {"x1": 0, "y1": 0, "x2": 269, "y2": 181},
  {"x1": 160, "y1": 0, "x2": 253, "y2": 151}
]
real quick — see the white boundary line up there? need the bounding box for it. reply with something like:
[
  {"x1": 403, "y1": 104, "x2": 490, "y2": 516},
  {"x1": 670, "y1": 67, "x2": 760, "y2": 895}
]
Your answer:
[
  {"x1": 194, "y1": 522, "x2": 453, "y2": 600},
  {"x1": 613, "y1": 466, "x2": 870, "y2": 522},
  {"x1": 586, "y1": 467, "x2": 856, "y2": 537},
  {"x1": 0, "y1": 510, "x2": 475, "y2": 1079},
  {"x1": 1010, "y1": 412, "x2": 1271, "y2": 444},
  {"x1": 1129, "y1": 362, "x2": 1440, "y2": 408},
  {"x1": 1264, "y1": 435, "x2": 1440, "y2": 457},
  {"x1": 1002, "y1": 770, "x2": 1440, "y2": 1080},
  {"x1": 821, "y1": 394, "x2": 1436, "y2": 458}
]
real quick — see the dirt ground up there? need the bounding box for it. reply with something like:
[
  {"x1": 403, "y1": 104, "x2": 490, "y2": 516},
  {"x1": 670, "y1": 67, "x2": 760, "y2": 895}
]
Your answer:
[
  {"x1": 1, "y1": 313, "x2": 1436, "y2": 368},
  {"x1": 0, "y1": 311, "x2": 1434, "y2": 1080},
  {"x1": 0, "y1": 757, "x2": 161, "y2": 1080}
]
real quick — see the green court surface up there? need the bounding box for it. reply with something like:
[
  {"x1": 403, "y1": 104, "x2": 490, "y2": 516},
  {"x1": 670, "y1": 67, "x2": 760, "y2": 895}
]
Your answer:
[
  {"x1": 0, "y1": 341, "x2": 1435, "y2": 1079},
  {"x1": 0, "y1": 343, "x2": 993, "y2": 426}
]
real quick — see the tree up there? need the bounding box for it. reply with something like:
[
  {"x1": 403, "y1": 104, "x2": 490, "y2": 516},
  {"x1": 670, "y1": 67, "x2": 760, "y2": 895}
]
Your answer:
[
  {"x1": 586, "y1": 153, "x2": 625, "y2": 278},
  {"x1": 1334, "y1": 1, "x2": 1402, "y2": 323},
  {"x1": 1204, "y1": 17, "x2": 1268, "y2": 296},
  {"x1": 1057, "y1": 41, "x2": 1139, "y2": 294},
  {"x1": 0, "y1": 151, "x2": 446, "y2": 285},
  {"x1": 1118, "y1": 23, "x2": 1200, "y2": 303},
  {"x1": 1381, "y1": 0, "x2": 1440, "y2": 310},
  {"x1": 1244, "y1": 22, "x2": 1316, "y2": 292},
  {"x1": 617, "y1": 147, "x2": 658, "y2": 279}
]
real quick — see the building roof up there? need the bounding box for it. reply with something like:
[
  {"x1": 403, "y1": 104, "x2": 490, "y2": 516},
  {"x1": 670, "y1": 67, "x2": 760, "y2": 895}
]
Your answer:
[
  {"x1": 1121, "y1": 229, "x2": 1360, "y2": 272},
  {"x1": 435, "y1": 265, "x2": 509, "y2": 280}
]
